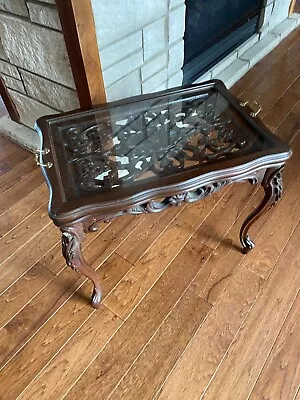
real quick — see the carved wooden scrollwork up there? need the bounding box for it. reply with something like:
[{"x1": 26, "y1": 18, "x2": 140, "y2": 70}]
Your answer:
[
  {"x1": 61, "y1": 231, "x2": 77, "y2": 270},
  {"x1": 126, "y1": 180, "x2": 229, "y2": 214},
  {"x1": 60, "y1": 224, "x2": 102, "y2": 308},
  {"x1": 272, "y1": 169, "x2": 283, "y2": 203}
]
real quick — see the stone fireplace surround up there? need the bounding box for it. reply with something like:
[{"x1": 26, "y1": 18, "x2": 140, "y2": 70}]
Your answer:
[
  {"x1": 0, "y1": 0, "x2": 80, "y2": 148},
  {"x1": 0, "y1": 0, "x2": 299, "y2": 150},
  {"x1": 93, "y1": 0, "x2": 299, "y2": 98}
]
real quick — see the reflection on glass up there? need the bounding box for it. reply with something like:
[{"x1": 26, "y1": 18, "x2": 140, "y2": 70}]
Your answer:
[{"x1": 54, "y1": 87, "x2": 271, "y2": 194}]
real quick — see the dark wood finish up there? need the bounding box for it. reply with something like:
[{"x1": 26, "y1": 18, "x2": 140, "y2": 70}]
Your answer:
[
  {"x1": 55, "y1": 0, "x2": 106, "y2": 108},
  {"x1": 0, "y1": 76, "x2": 20, "y2": 122},
  {"x1": 61, "y1": 223, "x2": 102, "y2": 306},
  {"x1": 35, "y1": 79, "x2": 292, "y2": 308},
  {"x1": 240, "y1": 166, "x2": 284, "y2": 252}
]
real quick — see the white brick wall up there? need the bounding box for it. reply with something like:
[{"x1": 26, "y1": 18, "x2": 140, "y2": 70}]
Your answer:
[
  {"x1": 141, "y1": 53, "x2": 167, "y2": 81},
  {"x1": 143, "y1": 18, "x2": 167, "y2": 61},
  {"x1": 260, "y1": 0, "x2": 292, "y2": 33},
  {"x1": 92, "y1": 0, "x2": 298, "y2": 102},
  {"x1": 91, "y1": 0, "x2": 185, "y2": 102}
]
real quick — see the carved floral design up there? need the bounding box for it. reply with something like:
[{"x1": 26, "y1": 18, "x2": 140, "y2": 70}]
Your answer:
[
  {"x1": 272, "y1": 170, "x2": 283, "y2": 203},
  {"x1": 126, "y1": 181, "x2": 229, "y2": 215},
  {"x1": 61, "y1": 232, "x2": 78, "y2": 271}
]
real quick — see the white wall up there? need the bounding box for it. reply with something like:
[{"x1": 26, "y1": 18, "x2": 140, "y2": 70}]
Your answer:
[
  {"x1": 91, "y1": 0, "x2": 185, "y2": 102},
  {"x1": 91, "y1": 0, "x2": 296, "y2": 102}
]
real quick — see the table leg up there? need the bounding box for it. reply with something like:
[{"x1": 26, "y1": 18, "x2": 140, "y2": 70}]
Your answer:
[
  {"x1": 240, "y1": 166, "x2": 284, "y2": 253},
  {"x1": 61, "y1": 223, "x2": 102, "y2": 308}
]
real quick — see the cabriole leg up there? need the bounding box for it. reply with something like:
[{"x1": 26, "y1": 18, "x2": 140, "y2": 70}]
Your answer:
[
  {"x1": 240, "y1": 166, "x2": 284, "y2": 254},
  {"x1": 61, "y1": 223, "x2": 102, "y2": 308}
]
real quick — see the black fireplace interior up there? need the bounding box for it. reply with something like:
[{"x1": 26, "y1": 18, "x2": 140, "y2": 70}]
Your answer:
[{"x1": 183, "y1": 0, "x2": 263, "y2": 83}]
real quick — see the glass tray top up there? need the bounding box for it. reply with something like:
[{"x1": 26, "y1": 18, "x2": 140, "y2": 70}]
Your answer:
[{"x1": 46, "y1": 84, "x2": 275, "y2": 198}]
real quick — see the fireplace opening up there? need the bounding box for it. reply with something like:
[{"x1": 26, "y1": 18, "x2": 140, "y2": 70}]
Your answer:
[{"x1": 183, "y1": 0, "x2": 264, "y2": 83}]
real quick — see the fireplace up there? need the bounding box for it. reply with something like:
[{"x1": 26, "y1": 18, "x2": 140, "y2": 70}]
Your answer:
[{"x1": 183, "y1": 0, "x2": 263, "y2": 83}]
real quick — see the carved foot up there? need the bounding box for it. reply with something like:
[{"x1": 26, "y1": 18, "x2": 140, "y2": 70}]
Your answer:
[
  {"x1": 91, "y1": 286, "x2": 102, "y2": 308},
  {"x1": 61, "y1": 223, "x2": 102, "y2": 308},
  {"x1": 241, "y1": 235, "x2": 255, "y2": 254},
  {"x1": 240, "y1": 166, "x2": 284, "y2": 253}
]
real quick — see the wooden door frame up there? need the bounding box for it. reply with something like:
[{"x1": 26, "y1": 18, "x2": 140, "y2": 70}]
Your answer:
[
  {"x1": 289, "y1": 0, "x2": 297, "y2": 14},
  {"x1": 56, "y1": 0, "x2": 106, "y2": 108},
  {"x1": 0, "y1": 0, "x2": 106, "y2": 124},
  {"x1": 0, "y1": 76, "x2": 20, "y2": 122}
]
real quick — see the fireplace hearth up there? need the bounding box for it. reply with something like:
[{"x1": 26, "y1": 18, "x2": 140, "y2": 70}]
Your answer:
[{"x1": 183, "y1": 0, "x2": 263, "y2": 83}]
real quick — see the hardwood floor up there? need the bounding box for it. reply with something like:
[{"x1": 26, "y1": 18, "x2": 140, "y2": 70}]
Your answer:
[{"x1": 0, "y1": 28, "x2": 299, "y2": 400}]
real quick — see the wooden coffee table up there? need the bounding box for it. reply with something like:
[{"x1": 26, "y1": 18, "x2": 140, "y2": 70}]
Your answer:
[{"x1": 35, "y1": 80, "x2": 291, "y2": 308}]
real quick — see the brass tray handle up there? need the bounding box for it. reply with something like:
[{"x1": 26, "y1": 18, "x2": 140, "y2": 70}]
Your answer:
[
  {"x1": 240, "y1": 100, "x2": 262, "y2": 118},
  {"x1": 34, "y1": 148, "x2": 53, "y2": 168}
]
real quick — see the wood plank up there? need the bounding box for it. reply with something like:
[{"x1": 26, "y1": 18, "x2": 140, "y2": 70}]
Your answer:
[
  {"x1": 281, "y1": 126, "x2": 300, "y2": 181},
  {"x1": 109, "y1": 288, "x2": 211, "y2": 400},
  {"x1": 197, "y1": 222, "x2": 300, "y2": 400},
  {"x1": 194, "y1": 182, "x2": 255, "y2": 250},
  {"x1": 262, "y1": 77, "x2": 300, "y2": 132},
  {"x1": 273, "y1": 101, "x2": 300, "y2": 142},
  {"x1": 18, "y1": 305, "x2": 122, "y2": 400},
  {"x1": 242, "y1": 167, "x2": 300, "y2": 279},
  {"x1": 190, "y1": 124, "x2": 300, "y2": 305},
  {"x1": 63, "y1": 240, "x2": 213, "y2": 400},
  {"x1": 249, "y1": 292, "x2": 300, "y2": 400},
  {"x1": 0, "y1": 161, "x2": 10, "y2": 176},
  {"x1": 256, "y1": 59, "x2": 300, "y2": 117},
  {"x1": 0, "y1": 169, "x2": 44, "y2": 215},
  {"x1": 0, "y1": 222, "x2": 106, "y2": 330},
  {"x1": 190, "y1": 123, "x2": 300, "y2": 302},
  {"x1": 238, "y1": 52, "x2": 300, "y2": 112},
  {"x1": 0, "y1": 256, "x2": 129, "y2": 400},
  {"x1": 232, "y1": 28, "x2": 300, "y2": 97},
  {"x1": 47, "y1": 215, "x2": 142, "y2": 276},
  {"x1": 237, "y1": 33, "x2": 300, "y2": 100},
  {"x1": 0, "y1": 216, "x2": 141, "y2": 366},
  {"x1": 0, "y1": 223, "x2": 60, "y2": 294},
  {"x1": 0, "y1": 135, "x2": 24, "y2": 159},
  {"x1": 190, "y1": 188, "x2": 268, "y2": 305},
  {"x1": 156, "y1": 266, "x2": 264, "y2": 400},
  {"x1": 0, "y1": 263, "x2": 56, "y2": 329},
  {"x1": 116, "y1": 205, "x2": 185, "y2": 264},
  {"x1": 0, "y1": 157, "x2": 37, "y2": 194},
  {"x1": 0, "y1": 298, "x2": 94, "y2": 399},
  {"x1": 1, "y1": 147, "x2": 30, "y2": 169},
  {"x1": 0, "y1": 184, "x2": 48, "y2": 238},
  {"x1": 0, "y1": 253, "x2": 131, "y2": 392},
  {"x1": 103, "y1": 189, "x2": 226, "y2": 319},
  {"x1": 0, "y1": 203, "x2": 50, "y2": 265}
]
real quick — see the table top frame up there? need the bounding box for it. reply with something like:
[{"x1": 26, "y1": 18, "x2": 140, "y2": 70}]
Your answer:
[{"x1": 35, "y1": 80, "x2": 291, "y2": 225}]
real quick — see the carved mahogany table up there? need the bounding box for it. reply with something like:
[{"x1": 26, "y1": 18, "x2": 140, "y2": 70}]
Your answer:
[{"x1": 35, "y1": 80, "x2": 291, "y2": 308}]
